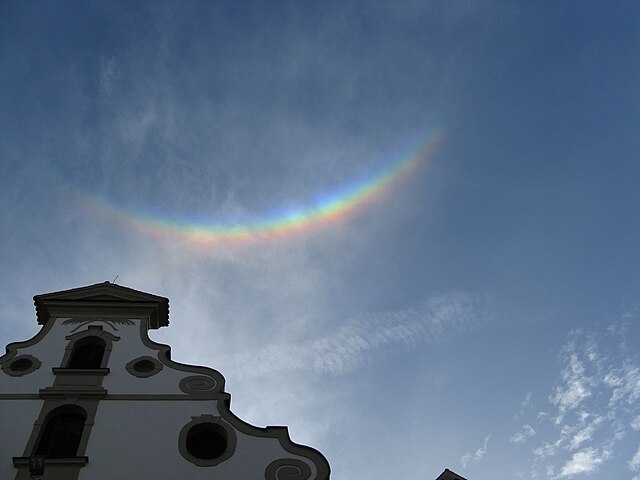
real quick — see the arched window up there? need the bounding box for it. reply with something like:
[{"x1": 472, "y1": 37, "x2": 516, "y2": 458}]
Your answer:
[
  {"x1": 67, "y1": 336, "x2": 106, "y2": 369},
  {"x1": 34, "y1": 406, "x2": 86, "y2": 457}
]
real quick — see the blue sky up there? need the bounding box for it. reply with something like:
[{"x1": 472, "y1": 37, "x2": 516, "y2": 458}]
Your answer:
[{"x1": 1, "y1": 2, "x2": 640, "y2": 479}]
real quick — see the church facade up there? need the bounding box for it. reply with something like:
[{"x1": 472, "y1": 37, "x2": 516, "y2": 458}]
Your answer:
[{"x1": 0, "y1": 282, "x2": 330, "y2": 480}]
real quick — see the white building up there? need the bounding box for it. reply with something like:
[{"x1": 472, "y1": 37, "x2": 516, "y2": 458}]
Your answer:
[{"x1": 0, "y1": 282, "x2": 330, "y2": 480}]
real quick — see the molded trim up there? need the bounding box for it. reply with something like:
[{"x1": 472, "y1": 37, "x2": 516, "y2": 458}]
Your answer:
[
  {"x1": 135, "y1": 317, "x2": 330, "y2": 478},
  {"x1": 179, "y1": 375, "x2": 220, "y2": 396},
  {"x1": 13, "y1": 456, "x2": 89, "y2": 466},
  {"x1": 265, "y1": 458, "x2": 312, "y2": 480},
  {"x1": 2, "y1": 354, "x2": 42, "y2": 377},
  {"x1": 26, "y1": 402, "x2": 97, "y2": 455},
  {"x1": 13, "y1": 456, "x2": 88, "y2": 480},
  {"x1": 39, "y1": 387, "x2": 108, "y2": 398},
  {"x1": 0, "y1": 394, "x2": 40, "y2": 399},
  {"x1": 219, "y1": 401, "x2": 331, "y2": 480},
  {"x1": 178, "y1": 414, "x2": 237, "y2": 467},
  {"x1": 34, "y1": 282, "x2": 169, "y2": 328},
  {"x1": 137, "y1": 321, "x2": 227, "y2": 394},
  {"x1": 60, "y1": 326, "x2": 119, "y2": 369},
  {"x1": 0, "y1": 319, "x2": 55, "y2": 365},
  {"x1": 104, "y1": 394, "x2": 229, "y2": 400},
  {"x1": 52, "y1": 368, "x2": 110, "y2": 376},
  {"x1": 125, "y1": 356, "x2": 163, "y2": 378}
]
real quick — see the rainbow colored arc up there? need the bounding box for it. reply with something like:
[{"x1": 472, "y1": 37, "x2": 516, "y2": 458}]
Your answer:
[{"x1": 90, "y1": 130, "x2": 443, "y2": 246}]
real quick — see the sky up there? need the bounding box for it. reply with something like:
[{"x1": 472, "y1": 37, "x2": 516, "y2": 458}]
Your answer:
[{"x1": 1, "y1": 2, "x2": 639, "y2": 479}]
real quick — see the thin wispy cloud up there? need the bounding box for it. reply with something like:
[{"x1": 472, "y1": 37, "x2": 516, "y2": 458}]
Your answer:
[
  {"x1": 461, "y1": 435, "x2": 491, "y2": 468},
  {"x1": 514, "y1": 392, "x2": 533, "y2": 421},
  {"x1": 549, "y1": 343, "x2": 595, "y2": 425},
  {"x1": 100, "y1": 55, "x2": 120, "y2": 98},
  {"x1": 512, "y1": 315, "x2": 640, "y2": 479},
  {"x1": 228, "y1": 291, "x2": 486, "y2": 376},
  {"x1": 511, "y1": 424, "x2": 536, "y2": 444},
  {"x1": 630, "y1": 447, "x2": 640, "y2": 472},
  {"x1": 605, "y1": 363, "x2": 640, "y2": 408},
  {"x1": 558, "y1": 447, "x2": 611, "y2": 478},
  {"x1": 566, "y1": 418, "x2": 603, "y2": 451}
]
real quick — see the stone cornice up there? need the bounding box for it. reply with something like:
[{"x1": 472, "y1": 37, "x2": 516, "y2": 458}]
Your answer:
[{"x1": 33, "y1": 282, "x2": 169, "y2": 329}]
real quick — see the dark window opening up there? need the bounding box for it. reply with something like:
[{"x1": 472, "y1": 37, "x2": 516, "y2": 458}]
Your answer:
[
  {"x1": 34, "y1": 407, "x2": 86, "y2": 458},
  {"x1": 10, "y1": 358, "x2": 33, "y2": 372},
  {"x1": 133, "y1": 359, "x2": 155, "y2": 373},
  {"x1": 68, "y1": 337, "x2": 105, "y2": 369},
  {"x1": 186, "y1": 423, "x2": 228, "y2": 460}
]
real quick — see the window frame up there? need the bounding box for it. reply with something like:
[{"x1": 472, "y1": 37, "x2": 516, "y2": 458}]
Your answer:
[
  {"x1": 178, "y1": 415, "x2": 237, "y2": 467},
  {"x1": 60, "y1": 325, "x2": 118, "y2": 370},
  {"x1": 33, "y1": 405, "x2": 87, "y2": 458}
]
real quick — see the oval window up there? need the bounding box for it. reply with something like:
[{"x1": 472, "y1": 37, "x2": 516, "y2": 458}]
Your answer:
[
  {"x1": 2, "y1": 355, "x2": 41, "y2": 376},
  {"x1": 10, "y1": 358, "x2": 34, "y2": 372},
  {"x1": 133, "y1": 359, "x2": 156, "y2": 373},
  {"x1": 125, "y1": 356, "x2": 162, "y2": 378}
]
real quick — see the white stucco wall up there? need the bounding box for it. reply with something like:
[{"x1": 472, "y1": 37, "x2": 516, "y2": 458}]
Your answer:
[
  {"x1": 0, "y1": 400, "x2": 44, "y2": 478},
  {"x1": 0, "y1": 318, "x2": 214, "y2": 396},
  {"x1": 85, "y1": 399, "x2": 315, "y2": 480},
  {"x1": 1, "y1": 313, "x2": 323, "y2": 479}
]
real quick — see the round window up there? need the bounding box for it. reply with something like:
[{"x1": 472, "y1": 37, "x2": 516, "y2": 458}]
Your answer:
[
  {"x1": 178, "y1": 416, "x2": 236, "y2": 466},
  {"x1": 186, "y1": 423, "x2": 228, "y2": 460}
]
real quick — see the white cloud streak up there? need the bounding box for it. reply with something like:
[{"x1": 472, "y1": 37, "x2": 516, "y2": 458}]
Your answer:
[
  {"x1": 605, "y1": 363, "x2": 640, "y2": 408},
  {"x1": 228, "y1": 291, "x2": 485, "y2": 376},
  {"x1": 549, "y1": 350, "x2": 594, "y2": 424},
  {"x1": 100, "y1": 55, "x2": 119, "y2": 98},
  {"x1": 461, "y1": 435, "x2": 491, "y2": 468},
  {"x1": 514, "y1": 317, "x2": 640, "y2": 479},
  {"x1": 511, "y1": 424, "x2": 537, "y2": 444},
  {"x1": 558, "y1": 447, "x2": 611, "y2": 478},
  {"x1": 630, "y1": 447, "x2": 640, "y2": 472},
  {"x1": 566, "y1": 418, "x2": 601, "y2": 451}
]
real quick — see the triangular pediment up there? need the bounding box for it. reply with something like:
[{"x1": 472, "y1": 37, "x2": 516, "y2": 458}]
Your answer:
[
  {"x1": 435, "y1": 469, "x2": 467, "y2": 480},
  {"x1": 35, "y1": 282, "x2": 167, "y2": 303},
  {"x1": 33, "y1": 282, "x2": 169, "y2": 329}
]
